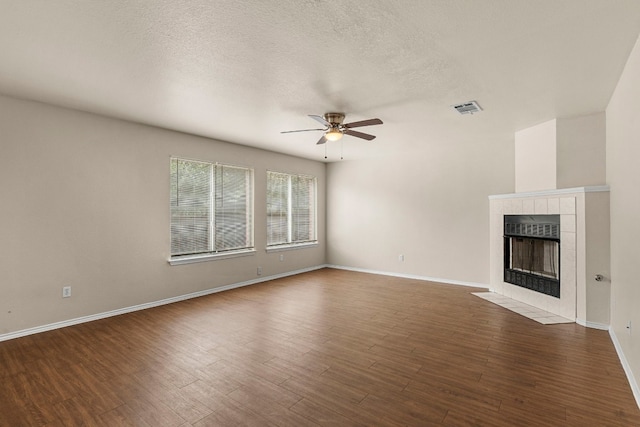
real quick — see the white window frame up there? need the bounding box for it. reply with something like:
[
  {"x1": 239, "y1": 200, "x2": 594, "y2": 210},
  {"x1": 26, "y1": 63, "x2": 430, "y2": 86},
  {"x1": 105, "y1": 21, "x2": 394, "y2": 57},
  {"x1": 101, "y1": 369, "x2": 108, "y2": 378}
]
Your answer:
[
  {"x1": 169, "y1": 157, "x2": 255, "y2": 265},
  {"x1": 266, "y1": 170, "x2": 318, "y2": 252}
]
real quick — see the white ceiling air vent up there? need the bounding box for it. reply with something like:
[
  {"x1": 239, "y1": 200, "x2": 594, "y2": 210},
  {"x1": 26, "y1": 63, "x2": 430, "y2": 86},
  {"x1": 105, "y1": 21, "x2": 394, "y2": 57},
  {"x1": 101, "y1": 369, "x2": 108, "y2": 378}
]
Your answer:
[{"x1": 453, "y1": 100, "x2": 482, "y2": 115}]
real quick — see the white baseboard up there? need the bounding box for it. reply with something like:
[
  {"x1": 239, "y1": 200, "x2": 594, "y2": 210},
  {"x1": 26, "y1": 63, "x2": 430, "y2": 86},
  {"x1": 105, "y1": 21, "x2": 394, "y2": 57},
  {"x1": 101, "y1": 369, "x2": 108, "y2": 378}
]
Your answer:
[
  {"x1": 326, "y1": 264, "x2": 490, "y2": 289},
  {"x1": 0, "y1": 264, "x2": 328, "y2": 343},
  {"x1": 609, "y1": 328, "x2": 640, "y2": 409}
]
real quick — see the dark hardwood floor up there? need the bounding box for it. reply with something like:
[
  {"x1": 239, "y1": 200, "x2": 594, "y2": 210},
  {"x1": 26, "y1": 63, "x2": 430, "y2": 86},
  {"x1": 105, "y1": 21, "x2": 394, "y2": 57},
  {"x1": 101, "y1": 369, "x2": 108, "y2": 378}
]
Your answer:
[{"x1": 1, "y1": 268, "x2": 638, "y2": 426}]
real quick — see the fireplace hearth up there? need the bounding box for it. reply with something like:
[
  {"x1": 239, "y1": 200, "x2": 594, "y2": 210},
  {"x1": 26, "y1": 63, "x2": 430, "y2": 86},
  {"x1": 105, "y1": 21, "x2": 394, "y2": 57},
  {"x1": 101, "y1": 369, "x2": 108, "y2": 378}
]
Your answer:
[{"x1": 504, "y1": 215, "x2": 560, "y2": 298}]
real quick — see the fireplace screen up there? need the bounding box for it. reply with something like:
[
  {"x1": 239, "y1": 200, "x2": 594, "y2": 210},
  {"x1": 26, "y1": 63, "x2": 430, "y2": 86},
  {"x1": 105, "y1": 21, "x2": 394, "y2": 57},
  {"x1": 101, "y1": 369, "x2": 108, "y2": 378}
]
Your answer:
[
  {"x1": 508, "y1": 238, "x2": 559, "y2": 280},
  {"x1": 504, "y1": 215, "x2": 560, "y2": 298}
]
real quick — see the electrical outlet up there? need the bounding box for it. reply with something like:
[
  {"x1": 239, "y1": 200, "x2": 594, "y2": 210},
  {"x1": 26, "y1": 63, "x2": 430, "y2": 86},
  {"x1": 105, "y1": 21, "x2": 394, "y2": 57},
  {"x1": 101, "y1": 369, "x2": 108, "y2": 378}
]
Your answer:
[
  {"x1": 257, "y1": 267, "x2": 262, "y2": 276},
  {"x1": 62, "y1": 286, "x2": 71, "y2": 298},
  {"x1": 279, "y1": 254, "x2": 284, "y2": 262},
  {"x1": 627, "y1": 320, "x2": 632, "y2": 336},
  {"x1": 399, "y1": 254, "x2": 404, "y2": 262}
]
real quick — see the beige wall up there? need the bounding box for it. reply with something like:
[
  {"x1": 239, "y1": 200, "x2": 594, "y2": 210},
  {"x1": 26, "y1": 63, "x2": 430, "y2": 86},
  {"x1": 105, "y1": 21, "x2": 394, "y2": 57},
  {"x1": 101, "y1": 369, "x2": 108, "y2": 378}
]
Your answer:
[
  {"x1": 515, "y1": 114, "x2": 606, "y2": 192},
  {"x1": 327, "y1": 141, "x2": 514, "y2": 285},
  {"x1": 0, "y1": 95, "x2": 326, "y2": 335},
  {"x1": 557, "y1": 112, "x2": 606, "y2": 188},
  {"x1": 607, "y1": 33, "x2": 640, "y2": 395},
  {"x1": 515, "y1": 119, "x2": 556, "y2": 192},
  {"x1": 583, "y1": 191, "x2": 610, "y2": 325}
]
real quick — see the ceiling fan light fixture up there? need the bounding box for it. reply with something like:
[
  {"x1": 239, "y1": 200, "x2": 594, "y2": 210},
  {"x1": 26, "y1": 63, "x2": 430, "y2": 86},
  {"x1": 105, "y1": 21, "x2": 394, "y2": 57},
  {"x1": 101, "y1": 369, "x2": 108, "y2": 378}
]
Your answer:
[{"x1": 325, "y1": 128, "x2": 343, "y2": 141}]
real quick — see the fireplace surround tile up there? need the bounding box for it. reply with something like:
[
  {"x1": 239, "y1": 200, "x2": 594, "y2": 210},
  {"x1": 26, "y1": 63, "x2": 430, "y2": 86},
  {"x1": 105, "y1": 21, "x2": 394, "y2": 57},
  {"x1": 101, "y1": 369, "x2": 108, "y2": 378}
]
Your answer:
[
  {"x1": 560, "y1": 197, "x2": 576, "y2": 214},
  {"x1": 561, "y1": 246, "x2": 576, "y2": 274},
  {"x1": 499, "y1": 301, "x2": 523, "y2": 308},
  {"x1": 472, "y1": 292, "x2": 574, "y2": 324},
  {"x1": 547, "y1": 198, "x2": 560, "y2": 214},
  {"x1": 537, "y1": 316, "x2": 573, "y2": 325},
  {"x1": 561, "y1": 231, "x2": 576, "y2": 252},
  {"x1": 510, "y1": 306, "x2": 542, "y2": 315},
  {"x1": 561, "y1": 214, "x2": 576, "y2": 232},
  {"x1": 509, "y1": 199, "x2": 523, "y2": 214},
  {"x1": 523, "y1": 198, "x2": 535, "y2": 213},
  {"x1": 534, "y1": 198, "x2": 548, "y2": 214},
  {"x1": 511, "y1": 284, "x2": 548, "y2": 310},
  {"x1": 526, "y1": 311, "x2": 557, "y2": 319}
]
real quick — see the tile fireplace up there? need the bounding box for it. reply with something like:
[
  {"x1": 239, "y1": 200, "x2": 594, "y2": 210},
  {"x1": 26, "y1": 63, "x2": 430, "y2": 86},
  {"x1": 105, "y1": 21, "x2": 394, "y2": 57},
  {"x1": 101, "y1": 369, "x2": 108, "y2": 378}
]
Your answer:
[{"x1": 489, "y1": 186, "x2": 610, "y2": 328}]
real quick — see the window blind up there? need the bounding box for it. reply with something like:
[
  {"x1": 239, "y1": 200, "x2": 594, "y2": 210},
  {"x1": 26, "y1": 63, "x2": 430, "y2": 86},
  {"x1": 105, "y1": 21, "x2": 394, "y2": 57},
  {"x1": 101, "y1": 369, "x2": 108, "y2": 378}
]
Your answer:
[
  {"x1": 215, "y1": 165, "x2": 253, "y2": 251},
  {"x1": 267, "y1": 171, "x2": 316, "y2": 247},
  {"x1": 291, "y1": 174, "x2": 315, "y2": 243},
  {"x1": 267, "y1": 171, "x2": 289, "y2": 245},
  {"x1": 171, "y1": 158, "x2": 253, "y2": 257}
]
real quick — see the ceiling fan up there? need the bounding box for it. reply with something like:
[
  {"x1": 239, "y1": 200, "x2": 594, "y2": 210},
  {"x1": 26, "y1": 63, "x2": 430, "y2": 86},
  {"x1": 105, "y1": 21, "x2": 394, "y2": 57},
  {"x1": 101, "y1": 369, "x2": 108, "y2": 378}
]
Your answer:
[{"x1": 281, "y1": 113, "x2": 383, "y2": 145}]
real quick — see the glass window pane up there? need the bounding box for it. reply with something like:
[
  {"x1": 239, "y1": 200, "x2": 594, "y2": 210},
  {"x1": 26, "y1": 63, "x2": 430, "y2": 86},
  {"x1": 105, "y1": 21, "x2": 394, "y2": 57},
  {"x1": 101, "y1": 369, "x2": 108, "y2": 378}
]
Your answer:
[
  {"x1": 267, "y1": 172, "x2": 289, "y2": 245},
  {"x1": 215, "y1": 165, "x2": 253, "y2": 250},
  {"x1": 267, "y1": 171, "x2": 316, "y2": 246},
  {"x1": 170, "y1": 159, "x2": 211, "y2": 255}
]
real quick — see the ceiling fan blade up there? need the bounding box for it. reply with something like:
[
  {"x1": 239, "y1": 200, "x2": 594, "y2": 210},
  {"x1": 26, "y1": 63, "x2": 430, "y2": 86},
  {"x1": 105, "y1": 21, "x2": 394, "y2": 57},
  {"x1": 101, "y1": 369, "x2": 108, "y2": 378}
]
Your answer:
[
  {"x1": 344, "y1": 118, "x2": 383, "y2": 128},
  {"x1": 281, "y1": 128, "x2": 325, "y2": 134},
  {"x1": 309, "y1": 115, "x2": 330, "y2": 126},
  {"x1": 344, "y1": 129, "x2": 376, "y2": 141},
  {"x1": 316, "y1": 135, "x2": 327, "y2": 145}
]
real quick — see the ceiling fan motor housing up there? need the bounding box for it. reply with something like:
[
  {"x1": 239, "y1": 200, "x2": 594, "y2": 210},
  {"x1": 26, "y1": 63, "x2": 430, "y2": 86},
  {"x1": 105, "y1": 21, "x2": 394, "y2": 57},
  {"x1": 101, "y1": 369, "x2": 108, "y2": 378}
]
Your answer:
[{"x1": 324, "y1": 112, "x2": 345, "y2": 125}]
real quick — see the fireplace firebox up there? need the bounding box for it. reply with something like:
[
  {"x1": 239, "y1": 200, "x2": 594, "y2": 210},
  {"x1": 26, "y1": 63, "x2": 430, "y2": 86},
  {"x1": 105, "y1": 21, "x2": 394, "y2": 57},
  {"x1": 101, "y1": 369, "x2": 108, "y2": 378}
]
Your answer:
[{"x1": 504, "y1": 215, "x2": 560, "y2": 298}]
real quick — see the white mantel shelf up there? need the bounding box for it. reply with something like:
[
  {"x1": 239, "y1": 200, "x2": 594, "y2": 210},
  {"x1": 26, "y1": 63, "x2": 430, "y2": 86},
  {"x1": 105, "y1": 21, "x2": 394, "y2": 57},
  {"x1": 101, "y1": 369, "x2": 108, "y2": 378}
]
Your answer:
[{"x1": 489, "y1": 185, "x2": 610, "y2": 200}]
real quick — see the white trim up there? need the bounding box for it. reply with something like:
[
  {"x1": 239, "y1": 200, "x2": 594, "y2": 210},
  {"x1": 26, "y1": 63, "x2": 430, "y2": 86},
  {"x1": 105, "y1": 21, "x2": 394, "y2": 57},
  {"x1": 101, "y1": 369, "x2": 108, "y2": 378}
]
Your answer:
[
  {"x1": 168, "y1": 248, "x2": 256, "y2": 265},
  {"x1": 489, "y1": 185, "x2": 610, "y2": 200},
  {"x1": 609, "y1": 328, "x2": 640, "y2": 409},
  {"x1": 0, "y1": 264, "x2": 328, "y2": 343},
  {"x1": 266, "y1": 241, "x2": 319, "y2": 253},
  {"x1": 576, "y1": 318, "x2": 609, "y2": 330},
  {"x1": 327, "y1": 264, "x2": 490, "y2": 289}
]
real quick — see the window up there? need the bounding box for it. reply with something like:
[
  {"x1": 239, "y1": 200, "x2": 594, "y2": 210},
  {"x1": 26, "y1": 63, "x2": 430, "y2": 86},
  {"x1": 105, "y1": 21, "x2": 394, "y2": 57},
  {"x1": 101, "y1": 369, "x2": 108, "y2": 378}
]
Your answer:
[
  {"x1": 267, "y1": 171, "x2": 317, "y2": 248},
  {"x1": 170, "y1": 158, "x2": 253, "y2": 262}
]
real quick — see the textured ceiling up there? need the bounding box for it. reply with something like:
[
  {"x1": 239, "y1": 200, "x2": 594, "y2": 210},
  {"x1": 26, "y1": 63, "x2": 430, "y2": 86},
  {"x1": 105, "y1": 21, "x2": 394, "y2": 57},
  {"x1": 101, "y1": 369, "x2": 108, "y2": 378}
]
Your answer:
[{"x1": 1, "y1": 1, "x2": 640, "y2": 161}]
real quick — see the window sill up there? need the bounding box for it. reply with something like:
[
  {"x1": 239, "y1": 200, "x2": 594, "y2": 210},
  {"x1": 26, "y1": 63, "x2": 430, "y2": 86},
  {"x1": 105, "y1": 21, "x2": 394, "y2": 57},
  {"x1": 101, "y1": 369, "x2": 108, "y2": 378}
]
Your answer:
[
  {"x1": 266, "y1": 241, "x2": 319, "y2": 253},
  {"x1": 169, "y1": 249, "x2": 256, "y2": 266}
]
